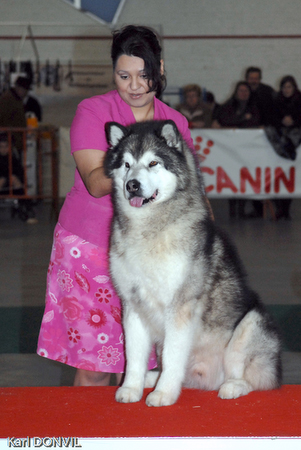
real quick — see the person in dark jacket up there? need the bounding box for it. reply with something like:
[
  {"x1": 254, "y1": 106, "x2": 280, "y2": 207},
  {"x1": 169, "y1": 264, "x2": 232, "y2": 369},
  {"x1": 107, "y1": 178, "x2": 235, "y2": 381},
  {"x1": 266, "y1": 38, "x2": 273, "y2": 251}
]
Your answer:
[
  {"x1": 0, "y1": 76, "x2": 29, "y2": 156},
  {"x1": 212, "y1": 81, "x2": 260, "y2": 129},
  {"x1": 245, "y1": 66, "x2": 275, "y2": 126},
  {"x1": 265, "y1": 75, "x2": 301, "y2": 220},
  {"x1": 0, "y1": 132, "x2": 24, "y2": 192},
  {"x1": 212, "y1": 81, "x2": 261, "y2": 219},
  {"x1": 0, "y1": 131, "x2": 37, "y2": 222}
]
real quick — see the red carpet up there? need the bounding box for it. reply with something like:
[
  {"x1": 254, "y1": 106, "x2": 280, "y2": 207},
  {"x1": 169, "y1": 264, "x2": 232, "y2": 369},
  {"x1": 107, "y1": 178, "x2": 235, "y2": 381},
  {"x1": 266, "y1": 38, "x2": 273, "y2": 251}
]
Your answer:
[{"x1": 1, "y1": 385, "x2": 301, "y2": 438}]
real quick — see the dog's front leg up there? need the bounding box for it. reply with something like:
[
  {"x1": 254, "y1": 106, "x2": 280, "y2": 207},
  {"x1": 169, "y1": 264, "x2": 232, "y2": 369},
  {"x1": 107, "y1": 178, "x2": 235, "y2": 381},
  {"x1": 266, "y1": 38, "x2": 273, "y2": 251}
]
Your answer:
[
  {"x1": 116, "y1": 309, "x2": 151, "y2": 403},
  {"x1": 146, "y1": 314, "x2": 194, "y2": 407}
]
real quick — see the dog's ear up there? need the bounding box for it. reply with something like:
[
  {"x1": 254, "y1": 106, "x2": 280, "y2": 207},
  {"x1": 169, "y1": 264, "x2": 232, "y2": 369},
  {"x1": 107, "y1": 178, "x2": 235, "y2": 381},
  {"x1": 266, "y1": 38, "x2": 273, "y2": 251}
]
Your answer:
[
  {"x1": 160, "y1": 120, "x2": 182, "y2": 150},
  {"x1": 104, "y1": 122, "x2": 128, "y2": 178},
  {"x1": 105, "y1": 122, "x2": 128, "y2": 148}
]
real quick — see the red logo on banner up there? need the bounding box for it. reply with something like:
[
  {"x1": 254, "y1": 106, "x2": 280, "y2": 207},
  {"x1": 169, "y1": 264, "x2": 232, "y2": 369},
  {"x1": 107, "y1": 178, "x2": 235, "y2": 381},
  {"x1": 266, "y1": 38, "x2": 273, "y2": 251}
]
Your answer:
[
  {"x1": 195, "y1": 135, "x2": 214, "y2": 162},
  {"x1": 193, "y1": 131, "x2": 296, "y2": 196}
]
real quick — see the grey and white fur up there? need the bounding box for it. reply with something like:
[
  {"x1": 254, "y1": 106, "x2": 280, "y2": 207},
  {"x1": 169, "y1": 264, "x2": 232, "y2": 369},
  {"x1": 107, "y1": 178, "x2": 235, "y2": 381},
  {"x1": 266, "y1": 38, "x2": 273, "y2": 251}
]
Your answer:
[{"x1": 104, "y1": 119, "x2": 282, "y2": 407}]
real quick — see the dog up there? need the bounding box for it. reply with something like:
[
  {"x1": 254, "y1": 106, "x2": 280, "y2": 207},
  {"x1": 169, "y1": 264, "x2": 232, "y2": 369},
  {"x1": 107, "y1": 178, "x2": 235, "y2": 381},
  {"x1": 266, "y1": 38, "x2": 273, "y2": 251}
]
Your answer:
[{"x1": 104, "y1": 119, "x2": 282, "y2": 407}]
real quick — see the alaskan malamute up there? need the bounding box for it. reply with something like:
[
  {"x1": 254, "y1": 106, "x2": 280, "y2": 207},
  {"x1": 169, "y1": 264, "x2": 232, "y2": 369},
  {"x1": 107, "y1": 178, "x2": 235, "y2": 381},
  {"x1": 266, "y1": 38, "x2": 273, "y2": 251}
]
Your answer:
[{"x1": 104, "y1": 120, "x2": 282, "y2": 407}]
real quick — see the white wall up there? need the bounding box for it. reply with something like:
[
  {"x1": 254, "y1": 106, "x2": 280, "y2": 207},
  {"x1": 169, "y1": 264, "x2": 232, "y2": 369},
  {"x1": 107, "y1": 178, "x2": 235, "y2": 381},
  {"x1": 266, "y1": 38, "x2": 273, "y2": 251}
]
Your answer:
[
  {"x1": 1, "y1": 0, "x2": 301, "y2": 122},
  {"x1": 118, "y1": 0, "x2": 301, "y2": 103}
]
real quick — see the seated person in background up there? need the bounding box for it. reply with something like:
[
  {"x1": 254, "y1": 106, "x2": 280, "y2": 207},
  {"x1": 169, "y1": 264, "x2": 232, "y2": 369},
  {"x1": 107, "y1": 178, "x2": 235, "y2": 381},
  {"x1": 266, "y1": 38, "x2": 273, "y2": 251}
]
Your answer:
[
  {"x1": 265, "y1": 75, "x2": 301, "y2": 220},
  {"x1": 0, "y1": 132, "x2": 37, "y2": 223},
  {"x1": 176, "y1": 84, "x2": 212, "y2": 128},
  {"x1": 0, "y1": 76, "x2": 29, "y2": 157},
  {"x1": 212, "y1": 81, "x2": 260, "y2": 129},
  {"x1": 0, "y1": 132, "x2": 23, "y2": 193},
  {"x1": 245, "y1": 66, "x2": 275, "y2": 126},
  {"x1": 212, "y1": 81, "x2": 261, "y2": 219}
]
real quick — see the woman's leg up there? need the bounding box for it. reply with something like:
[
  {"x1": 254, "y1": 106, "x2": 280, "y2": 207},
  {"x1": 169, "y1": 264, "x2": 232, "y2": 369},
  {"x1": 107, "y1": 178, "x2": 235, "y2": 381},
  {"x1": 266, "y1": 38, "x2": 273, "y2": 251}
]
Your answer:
[
  {"x1": 74, "y1": 369, "x2": 111, "y2": 386},
  {"x1": 74, "y1": 369, "x2": 124, "y2": 386}
]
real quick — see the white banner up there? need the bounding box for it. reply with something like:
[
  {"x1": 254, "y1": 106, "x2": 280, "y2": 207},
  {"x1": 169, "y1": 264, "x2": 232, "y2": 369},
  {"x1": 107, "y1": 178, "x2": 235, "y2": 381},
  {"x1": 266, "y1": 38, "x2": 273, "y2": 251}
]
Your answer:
[{"x1": 191, "y1": 129, "x2": 300, "y2": 198}]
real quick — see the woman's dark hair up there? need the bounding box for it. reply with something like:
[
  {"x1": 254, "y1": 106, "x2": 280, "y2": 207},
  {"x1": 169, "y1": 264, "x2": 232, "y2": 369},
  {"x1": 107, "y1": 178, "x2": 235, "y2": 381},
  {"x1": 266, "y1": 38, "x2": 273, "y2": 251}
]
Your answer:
[
  {"x1": 233, "y1": 81, "x2": 252, "y2": 99},
  {"x1": 111, "y1": 25, "x2": 166, "y2": 98},
  {"x1": 280, "y1": 75, "x2": 298, "y2": 92}
]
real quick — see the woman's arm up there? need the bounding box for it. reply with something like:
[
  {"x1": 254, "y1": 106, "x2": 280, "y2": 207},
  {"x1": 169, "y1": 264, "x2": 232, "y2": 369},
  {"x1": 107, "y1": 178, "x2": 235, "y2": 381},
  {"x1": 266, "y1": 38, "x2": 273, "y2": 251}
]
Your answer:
[{"x1": 73, "y1": 149, "x2": 112, "y2": 198}]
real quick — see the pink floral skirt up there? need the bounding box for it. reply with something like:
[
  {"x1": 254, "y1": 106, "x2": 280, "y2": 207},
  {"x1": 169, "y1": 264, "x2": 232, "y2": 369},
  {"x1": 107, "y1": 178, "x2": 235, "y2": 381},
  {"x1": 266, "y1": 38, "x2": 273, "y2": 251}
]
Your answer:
[{"x1": 37, "y1": 223, "x2": 157, "y2": 373}]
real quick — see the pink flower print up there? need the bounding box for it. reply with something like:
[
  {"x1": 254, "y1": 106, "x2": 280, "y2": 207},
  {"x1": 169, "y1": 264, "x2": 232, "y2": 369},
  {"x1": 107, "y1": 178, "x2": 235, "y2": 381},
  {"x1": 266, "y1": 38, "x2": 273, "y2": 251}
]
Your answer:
[
  {"x1": 77, "y1": 360, "x2": 96, "y2": 371},
  {"x1": 39, "y1": 325, "x2": 64, "y2": 345},
  {"x1": 98, "y1": 345, "x2": 121, "y2": 366},
  {"x1": 48, "y1": 261, "x2": 54, "y2": 276},
  {"x1": 37, "y1": 348, "x2": 48, "y2": 358},
  {"x1": 82, "y1": 264, "x2": 90, "y2": 273},
  {"x1": 42, "y1": 310, "x2": 54, "y2": 323},
  {"x1": 117, "y1": 333, "x2": 124, "y2": 345},
  {"x1": 95, "y1": 287, "x2": 112, "y2": 304},
  {"x1": 74, "y1": 271, "x2": 90, "y2": 293},
  {"x1": 86, "y1": 309, "x2": 107, "y2": 328},
  {"x1": 89, "y1": 248, "x2": 109, "y2": 269},
  {"x1": 55, "y1": 240, "x2": 64, "y2": 261},
  {"x1": 97, "y1": 333, "x2": 109, "y2": 344},
  {"x1": 111, "y1": 305, "x2": 122, "y2": 324},
  {"x1": 60, "y1": 296, "x2": 83, "y2": 321},
  {"x1": 57, "y1": 269, "x2": 73, "y2": 292},
  {"x1": 56, "y1": 354, "x2": 68, "y2": 364},
  {"x1": 67, "y1": 327, "x2": 81, "y2": 344},
  {"x1": 70, "y1": 247, "x2": 81, "y2": 259}
]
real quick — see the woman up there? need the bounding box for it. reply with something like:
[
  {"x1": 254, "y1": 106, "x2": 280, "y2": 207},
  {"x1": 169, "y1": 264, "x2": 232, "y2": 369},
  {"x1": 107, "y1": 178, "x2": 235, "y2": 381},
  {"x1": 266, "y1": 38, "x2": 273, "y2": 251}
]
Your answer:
[
  {"x1": 37, "y1": 25, "x2": 194, "y2": 386},
  {"x1": 265, "y1": 75, "x2": 301, "y2": 219},
  {"x1": 212, "y1": 82, "x2": 261, "y2": 219},
  {"x1": 212, "y1": 81, "x2": 260, "y2": 129}
]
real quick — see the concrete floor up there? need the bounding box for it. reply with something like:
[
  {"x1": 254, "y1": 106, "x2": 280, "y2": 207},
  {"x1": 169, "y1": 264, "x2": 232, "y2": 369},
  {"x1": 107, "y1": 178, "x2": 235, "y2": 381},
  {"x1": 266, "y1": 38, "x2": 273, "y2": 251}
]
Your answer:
[{"x1": 0, "y1": 198, "x2": 300, "y2": 387}]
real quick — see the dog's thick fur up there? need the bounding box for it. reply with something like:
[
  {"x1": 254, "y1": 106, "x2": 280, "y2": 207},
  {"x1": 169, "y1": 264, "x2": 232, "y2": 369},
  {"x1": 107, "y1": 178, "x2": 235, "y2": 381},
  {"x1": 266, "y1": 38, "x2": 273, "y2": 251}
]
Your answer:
[{"x1": 104, "y1": 120, "x2": 282, "y2": 407}]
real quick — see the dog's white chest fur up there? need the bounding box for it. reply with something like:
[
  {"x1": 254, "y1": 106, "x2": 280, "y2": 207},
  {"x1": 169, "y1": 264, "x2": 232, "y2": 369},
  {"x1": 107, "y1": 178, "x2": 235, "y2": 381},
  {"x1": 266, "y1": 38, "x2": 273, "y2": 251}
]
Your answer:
[{"x1": 111, "y1": 224, "x2": 189, "y2": 310}]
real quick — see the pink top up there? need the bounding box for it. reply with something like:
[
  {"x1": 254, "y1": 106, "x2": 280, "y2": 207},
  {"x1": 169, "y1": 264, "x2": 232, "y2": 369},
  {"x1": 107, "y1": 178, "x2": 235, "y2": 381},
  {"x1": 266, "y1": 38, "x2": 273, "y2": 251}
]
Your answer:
[{"x1": 59, "y1": 90, "x2": 194, "y2": 247}]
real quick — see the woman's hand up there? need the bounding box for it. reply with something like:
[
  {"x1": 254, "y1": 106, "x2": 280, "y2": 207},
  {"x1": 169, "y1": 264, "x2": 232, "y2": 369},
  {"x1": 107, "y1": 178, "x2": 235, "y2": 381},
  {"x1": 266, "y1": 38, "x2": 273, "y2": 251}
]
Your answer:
[
  {"x1": 211, "y1": 120, "x2": 221, "y2": 129},
  {"x1": 73, "y1": 149, "x2": 112, "y2": 198},
  {"x1": 282, "y1": 115, "x2": 294, "y2": 127}
]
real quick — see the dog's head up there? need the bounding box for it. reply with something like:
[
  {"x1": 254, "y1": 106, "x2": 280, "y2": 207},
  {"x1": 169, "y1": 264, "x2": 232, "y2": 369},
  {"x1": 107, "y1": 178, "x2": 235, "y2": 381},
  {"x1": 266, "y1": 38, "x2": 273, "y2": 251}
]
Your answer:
[{"x1": 104, "y1": 120, "x2": 189, "y2": 209}]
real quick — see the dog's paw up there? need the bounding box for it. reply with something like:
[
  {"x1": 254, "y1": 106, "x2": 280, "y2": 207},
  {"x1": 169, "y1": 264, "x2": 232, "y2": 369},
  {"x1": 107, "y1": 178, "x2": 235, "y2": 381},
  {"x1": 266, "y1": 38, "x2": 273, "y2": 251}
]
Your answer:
[
  {"x1": 115, "y1": 386, "x2": 143, "y2": 403},
  {"x1": 146, "y1": 390, "x2": 178, "y2": 407},
  {"x1": 144, "y1": 370, "x2": 160, "y2": 388},
  {"x1": 218, "y1": 379, "x2": 252, "y2": 399}
]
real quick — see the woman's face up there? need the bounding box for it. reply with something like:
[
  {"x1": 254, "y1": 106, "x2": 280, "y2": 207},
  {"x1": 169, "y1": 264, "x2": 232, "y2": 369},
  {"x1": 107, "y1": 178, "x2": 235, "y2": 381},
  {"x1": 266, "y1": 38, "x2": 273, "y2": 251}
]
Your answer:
[
  {"x1": 114, "y1": 54, "x2": 157, "y2": 110},
  {"x1": 282, "y1": 81, "x2": 295, "y2": 98},
  {"x1": 236, "y1": 84, "x2": 250, "y2": 101},
  {"x1": 185, "y1": 90, "x2": 200, "y2": 108}
]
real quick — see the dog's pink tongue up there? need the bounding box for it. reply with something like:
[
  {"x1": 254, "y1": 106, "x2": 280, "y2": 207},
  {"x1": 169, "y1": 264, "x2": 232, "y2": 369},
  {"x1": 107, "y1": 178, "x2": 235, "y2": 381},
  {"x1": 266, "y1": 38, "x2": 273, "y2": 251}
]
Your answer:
[{"x1": 130, "y1": 196, "x2": 144, "y2": 208}]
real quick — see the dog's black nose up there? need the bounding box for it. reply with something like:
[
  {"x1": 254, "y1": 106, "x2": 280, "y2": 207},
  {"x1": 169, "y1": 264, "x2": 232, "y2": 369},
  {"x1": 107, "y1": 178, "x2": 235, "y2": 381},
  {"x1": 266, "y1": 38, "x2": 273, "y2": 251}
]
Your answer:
[{"x1": 126, "y1": 179, "x2": 141, "y2": 193}]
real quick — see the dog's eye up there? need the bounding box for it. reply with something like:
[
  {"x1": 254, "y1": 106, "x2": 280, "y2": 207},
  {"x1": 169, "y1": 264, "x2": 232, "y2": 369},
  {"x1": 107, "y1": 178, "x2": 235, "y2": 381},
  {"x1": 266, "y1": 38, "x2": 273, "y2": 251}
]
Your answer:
[
  {"x1": 125, "y1": 162, "x2": 130, "y2": 168},
  {"x1": 149, "y1": 161, "x2": 158, "y2": 167}
]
